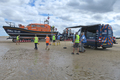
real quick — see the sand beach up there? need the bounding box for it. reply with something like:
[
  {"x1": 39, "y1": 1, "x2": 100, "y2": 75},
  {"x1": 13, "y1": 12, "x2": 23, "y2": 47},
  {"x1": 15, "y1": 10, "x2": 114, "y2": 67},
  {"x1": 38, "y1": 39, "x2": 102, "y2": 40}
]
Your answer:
[{"x1": 0, "y1": 36, "x2": 120, "y2": 80}]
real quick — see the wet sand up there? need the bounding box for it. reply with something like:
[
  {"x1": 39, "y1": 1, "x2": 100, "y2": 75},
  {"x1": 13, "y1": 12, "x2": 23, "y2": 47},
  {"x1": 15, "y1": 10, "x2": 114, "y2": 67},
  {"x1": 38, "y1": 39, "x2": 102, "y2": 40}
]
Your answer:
[{"x1": 0, "y1": 36, "x2": 120, "y2": 80}]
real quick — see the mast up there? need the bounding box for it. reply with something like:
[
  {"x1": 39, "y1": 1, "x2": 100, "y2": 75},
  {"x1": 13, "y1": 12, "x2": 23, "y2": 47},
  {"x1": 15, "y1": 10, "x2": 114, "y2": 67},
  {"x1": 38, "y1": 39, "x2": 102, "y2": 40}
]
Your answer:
[{"x1": 44, "y1": 14, "x2": 49, "y2": 24}]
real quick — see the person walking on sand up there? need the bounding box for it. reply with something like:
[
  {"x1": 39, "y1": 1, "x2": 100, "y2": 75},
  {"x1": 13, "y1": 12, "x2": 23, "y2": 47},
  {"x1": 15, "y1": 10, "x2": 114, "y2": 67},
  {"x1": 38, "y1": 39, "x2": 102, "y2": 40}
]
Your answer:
[
  {"x1": 56, "y1": 34, "x2": 60, "y2": 46},
  {"x1": 45, "y1": 35, "x2": 50, "y2": 50},
  {"x1": 52, "y1": 34, "x2": 56, "y2": 46},
  {"x1": 72, "y1": 33, "x2": 75, "y2": 44},
  {"x1": 80, "y1": 32, "x2": 87, "y2": 53},
  {"x1": 34, "y1": 35, "x2": 39, "y2": 50},
  {"x1": 16, "y1": 35, "x2": 20, "y2": 45},
  {"x1": 71, "y1": 32, "x2": 80, "y2": 55}
]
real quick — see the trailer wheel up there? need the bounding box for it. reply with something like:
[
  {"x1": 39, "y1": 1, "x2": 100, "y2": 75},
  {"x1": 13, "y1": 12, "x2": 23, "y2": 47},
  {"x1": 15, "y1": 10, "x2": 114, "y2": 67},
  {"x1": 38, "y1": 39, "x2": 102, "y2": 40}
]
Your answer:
[{"x1": 102, "y1": 47, "x2": 106, "y2": 49}]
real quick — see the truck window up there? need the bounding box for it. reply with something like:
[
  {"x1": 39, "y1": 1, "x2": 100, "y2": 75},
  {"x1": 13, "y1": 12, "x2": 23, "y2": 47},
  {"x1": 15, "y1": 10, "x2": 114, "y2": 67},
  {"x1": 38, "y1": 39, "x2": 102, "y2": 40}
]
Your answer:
[
  {"x1": 86, "y1": 31, "x2": 96, "y2": 39},
  {"x1": 108, "y1": 29, "x2": 112, "y2": 37},
  {"x1": 102, "y1": 29, "x2": 107, "y2": 37}
]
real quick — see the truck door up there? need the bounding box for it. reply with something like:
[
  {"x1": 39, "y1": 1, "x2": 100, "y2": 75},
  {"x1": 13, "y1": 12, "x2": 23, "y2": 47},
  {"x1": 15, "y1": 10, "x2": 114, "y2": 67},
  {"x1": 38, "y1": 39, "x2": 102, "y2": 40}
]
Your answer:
[
  {"x1": 101, "y1": 24, "x2": 113, "y2": 47},
  {"x1": 107, "y1": 25, "x2": 113, "y2": 46},
  {"x1": 86, "y1": 30, "x2": 96, "y2": 46},
  {"x1": 101, "y1": 24, "x2": 108, "y2": 45}
]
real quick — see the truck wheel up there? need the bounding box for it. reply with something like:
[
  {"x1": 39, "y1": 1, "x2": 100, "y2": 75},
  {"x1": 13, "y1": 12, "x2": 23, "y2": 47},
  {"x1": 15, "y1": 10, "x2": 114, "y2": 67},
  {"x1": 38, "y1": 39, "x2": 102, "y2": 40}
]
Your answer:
[{"x1": 102, "y1": 47, "x2": 106, "y2": 49}]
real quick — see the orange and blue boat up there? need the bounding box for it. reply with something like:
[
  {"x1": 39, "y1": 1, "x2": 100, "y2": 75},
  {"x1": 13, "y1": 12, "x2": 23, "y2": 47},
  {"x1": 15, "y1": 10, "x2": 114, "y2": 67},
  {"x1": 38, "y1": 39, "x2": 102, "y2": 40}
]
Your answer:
[{"x1": 3, "y1": 21, "x2": 58, "y2": 42}]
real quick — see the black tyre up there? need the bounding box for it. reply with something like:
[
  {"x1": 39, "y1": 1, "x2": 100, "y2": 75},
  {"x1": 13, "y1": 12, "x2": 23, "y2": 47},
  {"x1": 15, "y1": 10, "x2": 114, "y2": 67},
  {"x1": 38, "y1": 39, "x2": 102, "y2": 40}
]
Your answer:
[{"x1": 102, "y1": 47, "x2": 106, "y2": 49}]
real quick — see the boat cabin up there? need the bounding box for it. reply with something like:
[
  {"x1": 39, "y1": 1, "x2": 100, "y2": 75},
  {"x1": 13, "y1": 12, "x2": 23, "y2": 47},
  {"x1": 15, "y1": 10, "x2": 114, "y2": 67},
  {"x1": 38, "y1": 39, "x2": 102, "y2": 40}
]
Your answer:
[{"x1": 19, "y1": 23, "x2": 51, "y2": 32}]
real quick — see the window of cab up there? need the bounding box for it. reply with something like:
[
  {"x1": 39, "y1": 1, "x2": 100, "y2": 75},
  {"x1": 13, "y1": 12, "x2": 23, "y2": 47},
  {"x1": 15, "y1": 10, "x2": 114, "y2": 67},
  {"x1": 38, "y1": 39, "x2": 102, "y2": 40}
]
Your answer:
[
  {"x1": 31, "y1": 25, "x2": 36, "y2": 27},
  {"x1": 37, "y1": 25, "x2": 40, "y2": 27},
  {"x1": 41, "y1": 25, "x2": 44, "y2": 27}
]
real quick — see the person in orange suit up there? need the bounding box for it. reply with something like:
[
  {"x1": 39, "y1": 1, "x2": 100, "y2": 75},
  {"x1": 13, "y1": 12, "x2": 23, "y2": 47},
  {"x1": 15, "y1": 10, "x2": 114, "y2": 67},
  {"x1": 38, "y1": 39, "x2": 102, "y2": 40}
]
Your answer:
[{"x1": 45, "y1": 35, "x2": 50, "y2": 50}]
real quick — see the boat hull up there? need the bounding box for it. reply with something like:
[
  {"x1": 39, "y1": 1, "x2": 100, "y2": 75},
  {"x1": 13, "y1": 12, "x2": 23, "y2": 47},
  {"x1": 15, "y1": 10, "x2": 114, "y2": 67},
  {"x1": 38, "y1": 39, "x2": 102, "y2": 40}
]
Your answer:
[{"x1": 3, "y1": 26, "x2": 58, "y2": 38}]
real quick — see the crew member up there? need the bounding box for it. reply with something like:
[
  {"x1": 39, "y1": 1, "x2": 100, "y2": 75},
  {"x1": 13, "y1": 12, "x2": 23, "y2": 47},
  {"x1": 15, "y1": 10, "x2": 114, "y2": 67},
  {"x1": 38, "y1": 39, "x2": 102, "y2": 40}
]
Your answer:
[
  {"x1": 16, "y1": 35, "x2": 20, "y2": 45},
  {"x1": 56, "y1": 34, "x2": 60, "y2": 46},
  {"x1": 52, "y1": 34, "x2": 56, "y2": 46},
  {"x1": 72, "y1": 32, "x2": 80, "y2": 55},
  {"x1": 34, "y1": 35, "x2": 39, "y2": 50},
  {"x1": 80, "y1": 32, "x2": 87, "y2": 53},
  {"x1": 52, "y1": 26, "x2": 54, "y2": 32},
  {"x1": 45, "y1": 35, "x2": 50, "y2": 50}
]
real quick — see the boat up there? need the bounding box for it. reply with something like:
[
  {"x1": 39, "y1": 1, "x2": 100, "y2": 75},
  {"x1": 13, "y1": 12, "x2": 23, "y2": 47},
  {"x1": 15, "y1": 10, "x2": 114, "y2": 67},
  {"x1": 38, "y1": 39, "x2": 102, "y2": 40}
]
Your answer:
[{"x1": 3, "y1": 20, "x2": 58, "y2": 42}]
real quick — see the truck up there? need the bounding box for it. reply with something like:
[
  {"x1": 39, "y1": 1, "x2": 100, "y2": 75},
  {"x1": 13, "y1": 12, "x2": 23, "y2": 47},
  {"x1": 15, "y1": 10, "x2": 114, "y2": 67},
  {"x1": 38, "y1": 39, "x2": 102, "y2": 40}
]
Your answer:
[{"x1": 67, "y1": 24, "x2": 113, "y2": 49}]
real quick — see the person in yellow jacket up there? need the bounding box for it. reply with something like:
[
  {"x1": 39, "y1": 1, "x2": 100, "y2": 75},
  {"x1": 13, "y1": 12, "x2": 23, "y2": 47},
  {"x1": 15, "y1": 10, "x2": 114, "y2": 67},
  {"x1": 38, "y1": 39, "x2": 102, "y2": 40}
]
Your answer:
[
  {"x1": 34, "y1": 35, "x2": 39, "y2": 50},
  {"x1": 52, "y1": 26, "x2": 54, "y2": 32},
  {"x1": 52, "y1": 34, "x2": 56, "y2": 46},
  {"x1": 16, "y1": 35, "x2": 20, "y2": 45},
  {"x1": 72, "y1": 32, "x2": 80, "y2": 55}
]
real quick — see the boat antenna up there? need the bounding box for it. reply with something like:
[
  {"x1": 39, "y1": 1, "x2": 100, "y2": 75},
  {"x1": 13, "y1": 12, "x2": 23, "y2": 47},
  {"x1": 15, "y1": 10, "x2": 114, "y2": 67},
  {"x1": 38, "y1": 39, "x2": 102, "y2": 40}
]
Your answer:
[
  {"x1": 5, "y1": 21, "x2": 15, "y2": 27},
  {"x1": 44, "y1": 14, "x2": 49, "y2": 24},
  {"x1": 40, "y1": 19, "x2": 41, "y2": 24},
  {"x1": 47, "y1": 14, "x2": 49, "y2": 24}
]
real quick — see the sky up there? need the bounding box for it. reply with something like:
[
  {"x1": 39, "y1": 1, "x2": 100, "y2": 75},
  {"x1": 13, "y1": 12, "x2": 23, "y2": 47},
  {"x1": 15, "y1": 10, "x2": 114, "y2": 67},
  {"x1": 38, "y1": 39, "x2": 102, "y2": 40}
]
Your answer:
[{"x1": 0, "y1": 0, "x2": 120, "y2": 37}]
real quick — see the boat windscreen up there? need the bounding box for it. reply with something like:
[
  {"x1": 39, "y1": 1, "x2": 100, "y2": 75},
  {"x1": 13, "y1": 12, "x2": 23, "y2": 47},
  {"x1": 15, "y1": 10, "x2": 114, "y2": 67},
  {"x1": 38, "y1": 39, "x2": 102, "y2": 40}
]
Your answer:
[
  {"x1": 41, "y1": 25, "x2": 44, "y2": 27},
  {"x1": 27, "y1": 24, "x2": 31, "y2": 26},
  {"x1": 37, "y1": 25, "x2": 40, "y2": 27}
]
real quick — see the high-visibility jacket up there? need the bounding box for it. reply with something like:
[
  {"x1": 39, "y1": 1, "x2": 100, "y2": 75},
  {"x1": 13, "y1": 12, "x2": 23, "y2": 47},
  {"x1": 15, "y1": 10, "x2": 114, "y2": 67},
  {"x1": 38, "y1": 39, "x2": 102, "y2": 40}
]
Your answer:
[
  {"x1": 52, "y1": 35, "x2": 55, "y2": 40},
  {"x1": 34, "y1": 37, "x2": 38, "y2": 43},
  {"x1": 16, "y1": 36, "x2": 19, "y2": 40},
  {"x1": 46, "y1": 37, "x2": 50, "y2": 43},
  {"x1": 75, "y1": 35, "x2": 80, "y2": 43},
  {"x1": 52, "y1": 26, "x2": 54, "y2": 28}
]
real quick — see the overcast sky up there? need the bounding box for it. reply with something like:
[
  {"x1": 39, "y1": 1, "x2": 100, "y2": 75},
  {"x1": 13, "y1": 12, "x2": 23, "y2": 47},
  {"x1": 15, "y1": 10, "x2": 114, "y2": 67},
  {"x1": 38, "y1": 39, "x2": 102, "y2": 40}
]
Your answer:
[{"x1": 0, "y1": 0, "x2": 120, "y2": 37}]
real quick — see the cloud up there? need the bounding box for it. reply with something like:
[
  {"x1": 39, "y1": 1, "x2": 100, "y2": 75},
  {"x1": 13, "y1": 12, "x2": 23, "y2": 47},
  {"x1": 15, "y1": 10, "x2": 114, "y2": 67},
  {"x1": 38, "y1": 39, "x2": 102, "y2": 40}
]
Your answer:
[
  {"x1": 59, "y1": 15, "x2": 73, "y2": 21},
  {"x1": 0, "y1": 0, "x2": 120, "y2": 37},
  {"x1": 111, "y1": 24, "x2": 120, "y2": 31},
  {"x1": 92, "y1": 14, "x2": 103, "y2": 21},
  {"x1": 114, "y1": 15, "x2": 120, "y2": 20},
  {"x1": 110, "y1": 24, "x2": 120, "y2": 36},
  {"x1": 0, "y1": 0, "x2": 9, "y2": 3},
  {"x1": 67, "y1": 0, "x2": 117, "y2": 13}
]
